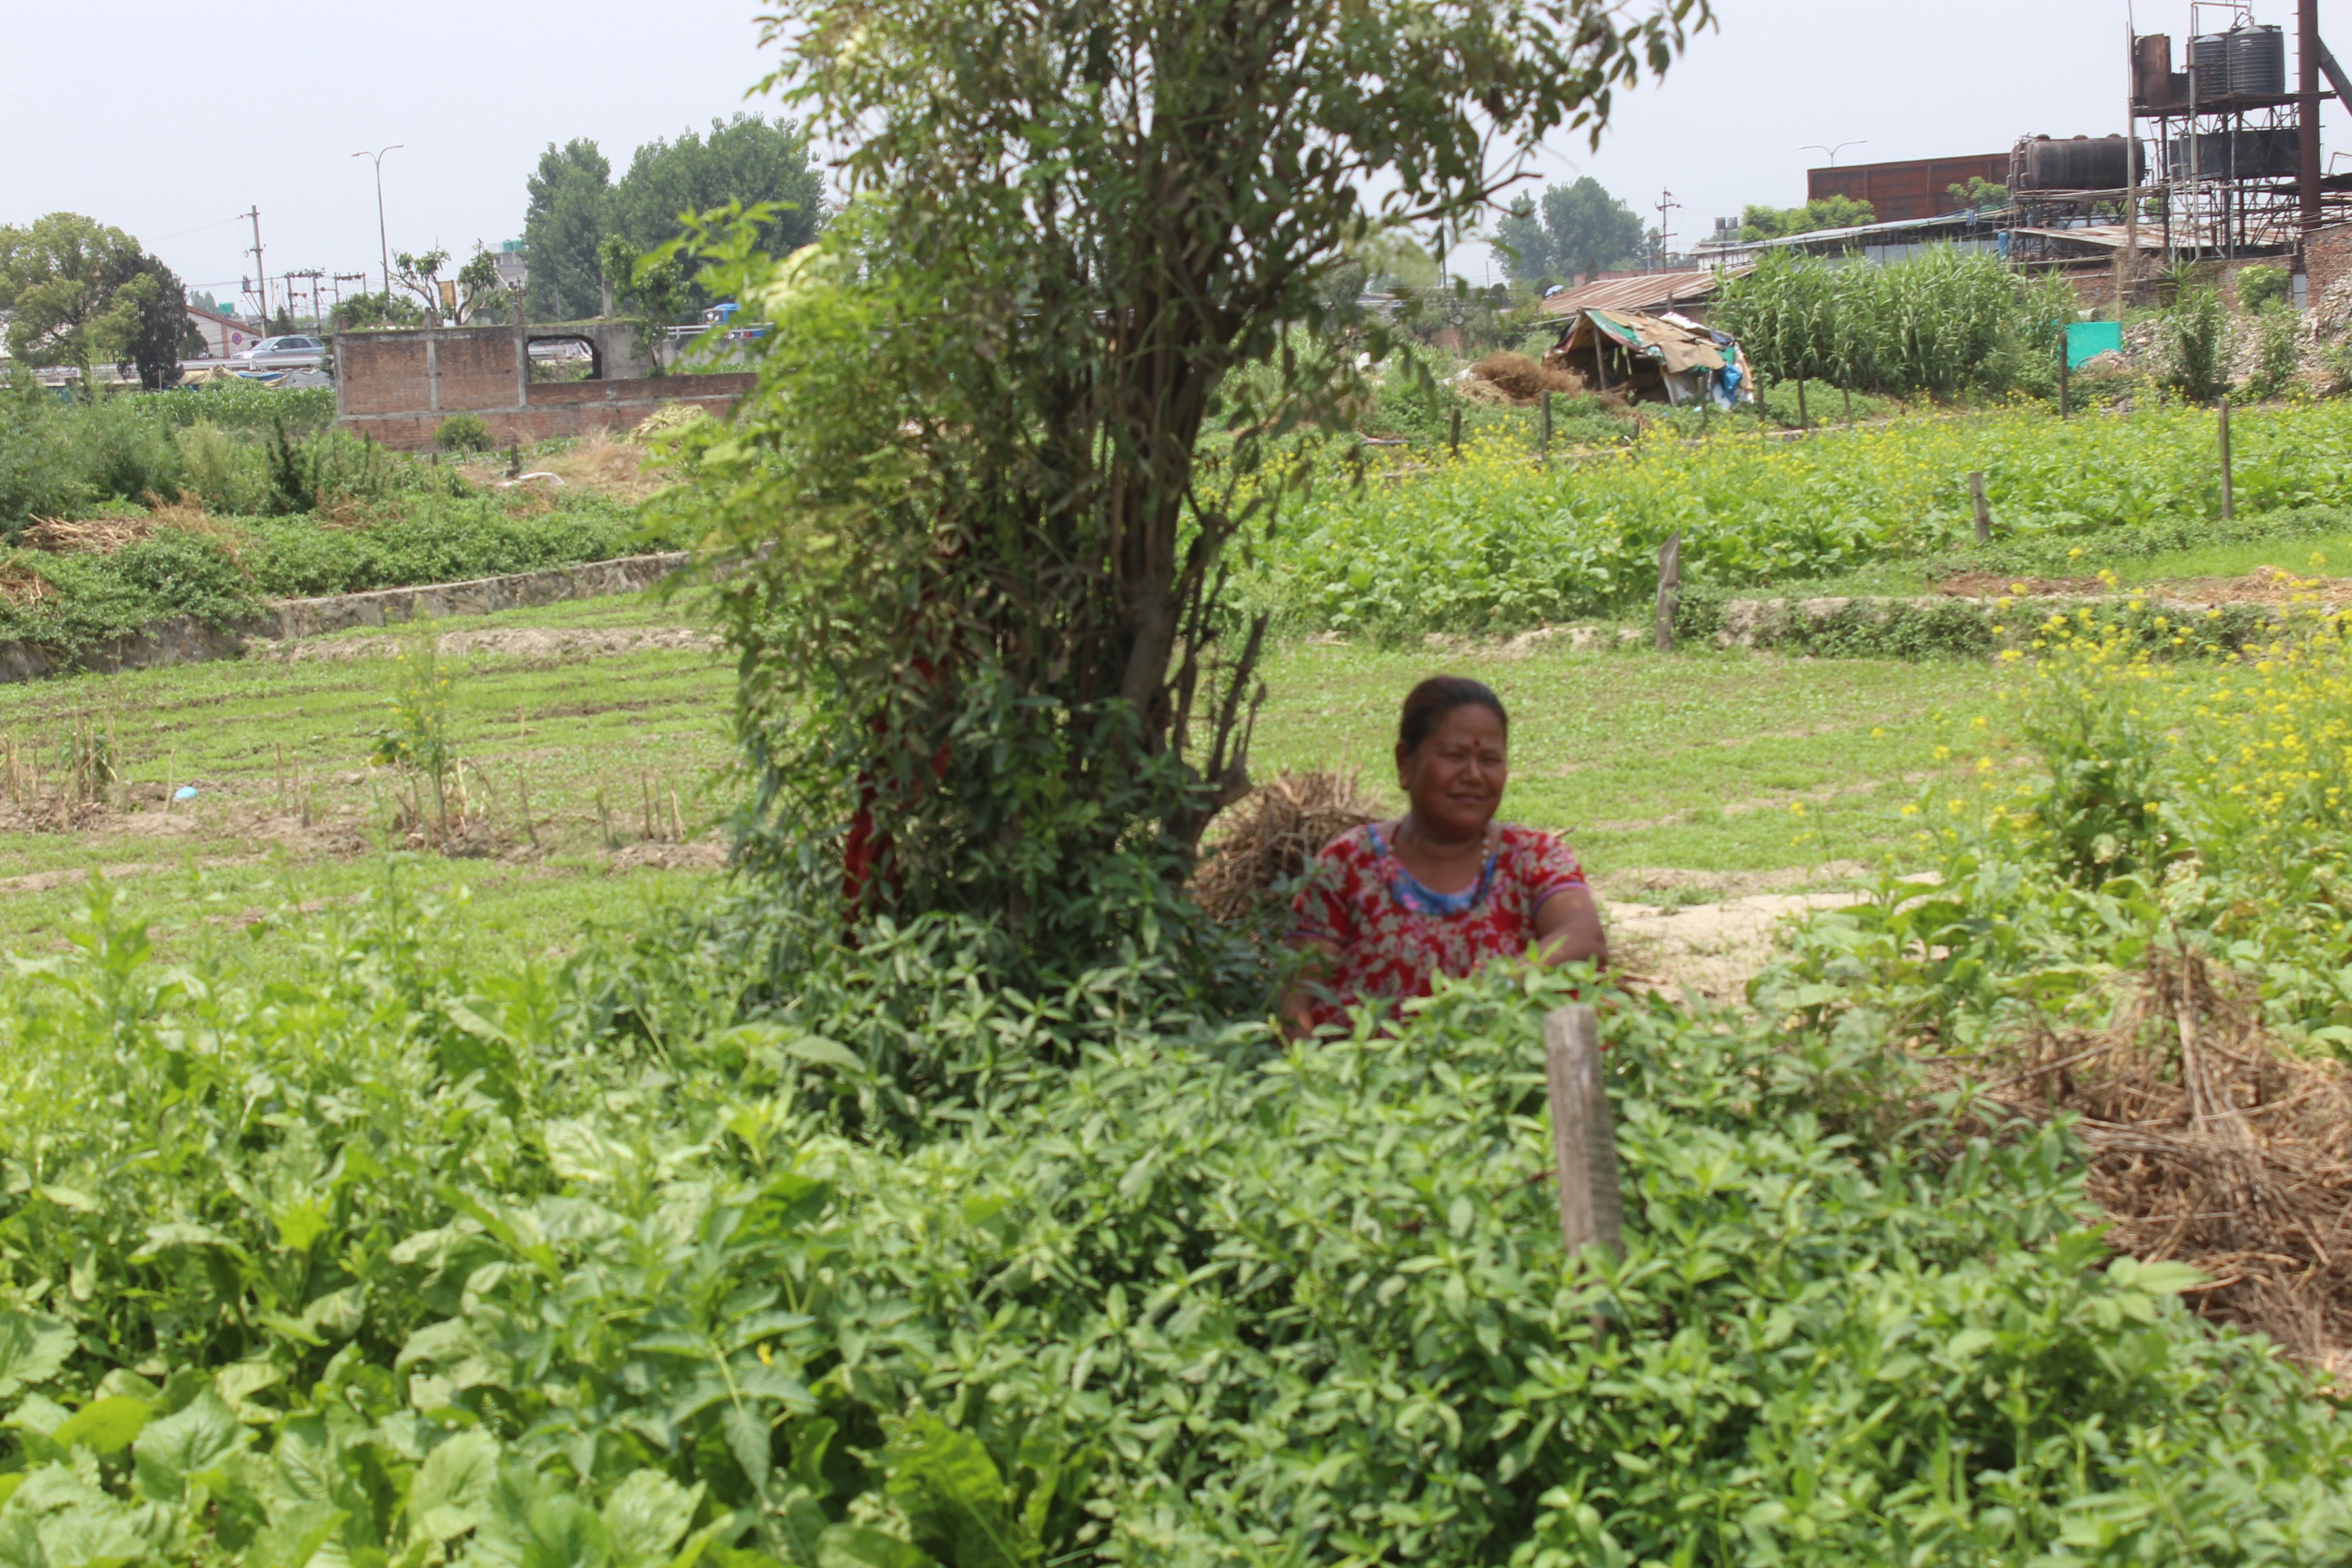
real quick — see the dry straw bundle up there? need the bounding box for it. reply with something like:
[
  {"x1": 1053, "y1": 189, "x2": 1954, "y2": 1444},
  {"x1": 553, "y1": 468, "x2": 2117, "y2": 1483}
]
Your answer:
[
  {"x1": 1465, "y1": 351, "x2": 1578, "y2": 404},
  {"x1": 1190, "y1": 770, "x2": 1384, "y2": 921},
  {"x1": 1956, "y1": 947, "x2": 2352, "y2": 1368}
]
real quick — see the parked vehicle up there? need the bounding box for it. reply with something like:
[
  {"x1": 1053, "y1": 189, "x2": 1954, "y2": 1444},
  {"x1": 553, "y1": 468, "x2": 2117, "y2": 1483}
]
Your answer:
[{"x1": 231, "y1": 334, "x2": 329, "y2": 370}]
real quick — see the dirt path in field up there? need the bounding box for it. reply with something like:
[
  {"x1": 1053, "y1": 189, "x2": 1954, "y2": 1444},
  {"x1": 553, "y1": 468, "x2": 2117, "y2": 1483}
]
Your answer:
[
  {"x1": 1935, "y1": 566, "x2": 2352, "y2": 604},
  {"x1": 1603, "y1": 892, "x2": 1865, "y2": 1002},
  {"x1": 255, "y1": 626, "x2": 723, "y2": 663}
]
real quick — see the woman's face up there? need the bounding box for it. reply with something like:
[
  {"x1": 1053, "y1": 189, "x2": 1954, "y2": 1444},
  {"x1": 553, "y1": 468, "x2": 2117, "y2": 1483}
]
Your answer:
[{"x1": 1397, "y1": 704, "x2": 1508, "y2": 839}]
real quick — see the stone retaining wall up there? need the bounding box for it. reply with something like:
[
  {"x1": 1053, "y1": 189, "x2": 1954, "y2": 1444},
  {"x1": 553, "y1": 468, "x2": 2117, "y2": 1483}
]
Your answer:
[{"x1": 0, "y1": 553, "x2": 689, "y2": 685}]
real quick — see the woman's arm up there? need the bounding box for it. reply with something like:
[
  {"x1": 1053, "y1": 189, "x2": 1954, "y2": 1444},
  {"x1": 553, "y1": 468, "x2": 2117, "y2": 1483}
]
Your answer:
[
  {"x1": 1279, "y1": 937, "x2": 1343, "y2": 1039},
  {"x1": 1533, "y1": 886, "x2": 1607, "y2": 970}
]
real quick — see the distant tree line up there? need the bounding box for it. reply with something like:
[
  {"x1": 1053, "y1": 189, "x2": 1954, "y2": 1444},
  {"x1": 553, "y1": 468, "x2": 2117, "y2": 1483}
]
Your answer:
[
  {"x1": 521, "y1": 115, "x2": 826, "y2": 323},
  {"x1": 1494, "y1": 177, "x2": 1646, "y2": 283},
  {"x1": 0, "y1": 214, "x2": 192, "y2": 388}
]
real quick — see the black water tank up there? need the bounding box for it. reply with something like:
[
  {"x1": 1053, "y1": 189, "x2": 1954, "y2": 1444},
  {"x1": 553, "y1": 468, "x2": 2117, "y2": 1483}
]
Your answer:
[
  {"x1": 2189, "y1": 32, "x2": 2230, "y2": 98},
  {"x1": 2172, "y1": 127, "x2": 2304, "y2": 178},
  {"x1": 2226, "y1": 24, "x2": 2286, "y2": 97},
  {"x1": 2015, "y1": 135, "x2": 2138, "y2": 191}
]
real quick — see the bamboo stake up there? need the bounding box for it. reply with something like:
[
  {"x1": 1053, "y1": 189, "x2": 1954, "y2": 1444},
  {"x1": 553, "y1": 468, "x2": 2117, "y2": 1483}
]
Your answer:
[
  {"x1": 1544, "y1": 1005, "x2": 1624, "y2": 1260},
  {"x1": 1448, "y1": 405, "x2": 1462, "y2": 457},
  {"x1": 669, "y1": 787, "x2": 685, "y2": 844},
  {"x1": 2219, "y1": 396, "x2": 2235, "y2": 520},
  {"x1": 1539, "y1": 391, "x2": 1553, "y2": 455},
  {"x1": 595, "y1": 789, "x2": 615, "y2": 851},
  {"x1": 1967, "y1": 471, "x2": 1994, "y2": 544},
  {"x1": 515, "y1": 764, "x2": 539, "y2": 849},
  {"x1": 1652, "y1": 531, "x2": 1682, "y2": 652}
]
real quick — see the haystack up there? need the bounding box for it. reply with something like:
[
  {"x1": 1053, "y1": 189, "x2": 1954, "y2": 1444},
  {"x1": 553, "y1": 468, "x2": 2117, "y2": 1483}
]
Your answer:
[
  {"x1": 1954, "y1": 948, "x2": 2352, "y2": 1368},
  {"x1": 1190, "y1": 770, "x2": 1384, "y2": 921},
  {"x1": 1465, "y1": 351, "x2": 1578, "y2": 404}
]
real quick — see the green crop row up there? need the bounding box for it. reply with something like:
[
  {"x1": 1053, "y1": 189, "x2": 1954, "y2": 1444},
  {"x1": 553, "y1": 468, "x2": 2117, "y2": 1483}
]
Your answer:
[
  {"x1": 0, "y1": 378, "x2": 340, "y2": 529},
  {"x1": 1245, "y1": 399, "x2": 2352, "y2": 636},
  {"x1": 0, "y1": 872, "x2": 2348, "y2": 1568},
  {"x1": 0, "y1": 492, "x2": 674, "y2": 655}
]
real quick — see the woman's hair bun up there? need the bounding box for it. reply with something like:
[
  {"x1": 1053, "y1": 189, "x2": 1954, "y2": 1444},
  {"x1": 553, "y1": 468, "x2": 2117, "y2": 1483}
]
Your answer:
[{"x1": 1399, "y1": 675, "x2": 1507, "y2": 754}]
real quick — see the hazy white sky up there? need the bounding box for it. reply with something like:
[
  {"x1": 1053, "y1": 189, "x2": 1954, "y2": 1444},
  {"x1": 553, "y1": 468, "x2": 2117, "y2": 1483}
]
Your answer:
[{"x1": 2, "y1": 0, "x2": 2346, "y2": 310}]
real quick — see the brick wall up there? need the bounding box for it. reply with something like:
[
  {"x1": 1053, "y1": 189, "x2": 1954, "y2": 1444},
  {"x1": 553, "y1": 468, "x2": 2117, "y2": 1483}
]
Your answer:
[
  {"x1": 342, "y1": 374, "x2": 755, "y2": 451},
  {"x1": 2306, "y1": 223, "x2": 2352, "y2": 302},
  {"x1": 337, "y1": 335, "x2": 434, "y2": 417},
  {"x1": 434, "y1": 333, "x2": 517, "y2": 409}
]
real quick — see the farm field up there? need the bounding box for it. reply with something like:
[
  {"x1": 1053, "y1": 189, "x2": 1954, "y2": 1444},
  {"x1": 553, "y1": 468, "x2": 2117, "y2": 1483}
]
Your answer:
[{"x1": 0, "y1": 589, "x2": 2002, "y2": 972}]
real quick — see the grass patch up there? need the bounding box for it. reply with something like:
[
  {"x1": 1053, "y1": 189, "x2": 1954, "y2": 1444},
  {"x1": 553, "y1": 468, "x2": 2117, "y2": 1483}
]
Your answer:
[{"x1": 0, "y1": 617, "x2": 1996, "y2": 960}]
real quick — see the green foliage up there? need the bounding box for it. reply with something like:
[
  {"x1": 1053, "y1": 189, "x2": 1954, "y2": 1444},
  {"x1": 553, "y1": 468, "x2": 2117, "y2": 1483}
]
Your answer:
[
  {"x1": 369, "y1": 622, "x2": 458, "y2": 832},
  {"x1": 1947, "y1": 176, "x2": 2010, "y2": 208},
  {"x1": 1777, "y1": 600, "x2": 2352, "y2": 1051},
  {"x1": 524, "y1": 118, "x2": 826, "y2": 323},
  {"x1": 0, "y1": 212, "x2": 189, "y2": 387},
  {"x1": 1737, "y1": 195, "x2": 1874, "y2": 242},
  {"x1": 1715, "y1": 246, "x2": 2046, "y2": 398},
  {"x1": 1493, "y1": 177, "x2": 1644, "y2": 282},
  {"x1": 434, "y1": 412, "x2": 493, "y2": 453},
  {"x1": 1249, "y1": 404, "x2": 2352, "y2": 636},
  {"x1": 682, "y1": 0, "x2": 1714, "y2": 965},
  {"x1": 525, "y1": 137, "x2": 618, "y2": 321},
  {"x1": 0, "y1": 490, "x2": 670, "y2": 656},
  {"x1": 331, "y1": 289, "x2": 425, "y2": 331},
  {"x1": 2244, "y1": 304, "x2": 2304, "y2": 402},
  {"x1": 1, "y1": 880, "x2": 2351, "y2": 1565},
  {"x1": 2238, "y1": 263, "x2": 2291, "y2": 312},
  {"x1": 2159, "y1": 287, "x2": 2232, "y2": 404},
  {"x1": 609, "y1": 116, "x2": 826, "y2": 310}
]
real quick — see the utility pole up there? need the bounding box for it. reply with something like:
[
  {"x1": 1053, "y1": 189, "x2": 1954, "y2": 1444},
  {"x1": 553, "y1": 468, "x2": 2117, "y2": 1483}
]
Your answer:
[
  {"x1": 1654, "y1": 190, "x2": 1681, "y2": 268},
  {"x1": 2300, "y1": 0, "x2": 2322, "y2": 238},
  {"x1": 353, "y1": 144, "x2": 403, "y2": 296},
  {"x1": 2119, "y1": 16, "x2": 2140, "y2": 322},
  {"x1": 243, "y1": 207, "x2": 267, "y2": 323}
]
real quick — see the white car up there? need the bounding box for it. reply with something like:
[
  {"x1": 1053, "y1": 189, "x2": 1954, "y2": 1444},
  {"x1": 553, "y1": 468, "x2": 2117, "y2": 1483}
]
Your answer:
[{"x1": 231, "y1": 334, "x2": 328, "y2": 370}]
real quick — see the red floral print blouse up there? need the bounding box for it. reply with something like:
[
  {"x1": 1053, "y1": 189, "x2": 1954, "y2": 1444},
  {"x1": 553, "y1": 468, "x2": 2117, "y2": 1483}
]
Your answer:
[{"x1": 1288, "y1": 820, "x2": 1590, "y2": 1030}]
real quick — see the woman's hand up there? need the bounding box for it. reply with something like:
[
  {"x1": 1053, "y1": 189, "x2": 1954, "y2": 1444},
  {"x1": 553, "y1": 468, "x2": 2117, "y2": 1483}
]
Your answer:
[
  {"x1": 1533, "y1": 887, "x2": 1607, "y2": 970},
  {"x1": 1279, "y1": 936, "x2": 1342, "y2": 1039}
]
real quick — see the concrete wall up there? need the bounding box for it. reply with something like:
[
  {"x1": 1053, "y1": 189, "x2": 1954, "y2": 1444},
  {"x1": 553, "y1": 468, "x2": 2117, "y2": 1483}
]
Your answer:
[{"x1": 333, "y1": 321, "x2": 745, "y2": 449}]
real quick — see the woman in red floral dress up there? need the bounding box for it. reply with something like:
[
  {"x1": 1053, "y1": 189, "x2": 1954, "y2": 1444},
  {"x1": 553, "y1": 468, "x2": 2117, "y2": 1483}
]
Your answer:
[{"x1": 1282, "y1": 676, "x2": 1605, "y2": 1035}]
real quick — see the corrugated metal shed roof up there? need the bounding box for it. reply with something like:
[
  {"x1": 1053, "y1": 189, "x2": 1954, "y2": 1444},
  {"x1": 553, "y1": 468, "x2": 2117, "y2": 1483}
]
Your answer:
[
  {"x1": 1537, "y1": 269, "x2": 1737, "y2": 317},
  {"x1": 2007, "y1": 225, "x2": 2165, "y2": 251}
]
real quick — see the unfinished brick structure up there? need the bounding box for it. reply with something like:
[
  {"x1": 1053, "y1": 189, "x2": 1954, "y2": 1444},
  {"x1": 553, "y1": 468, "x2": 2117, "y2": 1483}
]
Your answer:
[{"x1": 332, "y1": 321, "x2": 753, "y2": 449}]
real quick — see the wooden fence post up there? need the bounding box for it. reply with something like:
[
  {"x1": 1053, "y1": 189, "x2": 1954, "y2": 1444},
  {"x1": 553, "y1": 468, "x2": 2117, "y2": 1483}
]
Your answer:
[
  {"x1": 2058, "y1": 338, "x2": 2071, "y2": 419},
  {"x1": 1967, "y1": 471, "x2": 1993, "y2": 544},
  {"x1": 1539, "y1": 391, "x2": 1554, "y2": 455},
  {"x1": 1449, "y1": 404, "x2": 1463, "y2": 458},
  {"x1": 1544, "y1": 1005, "x2": 1624, "y2": 1260},
  {"x1": 2219, "y1": 396, "x2": 2234, "y2": 521},
  {"x1": 1652, "y1": 531, "x2": 1682, "y2": 653}
]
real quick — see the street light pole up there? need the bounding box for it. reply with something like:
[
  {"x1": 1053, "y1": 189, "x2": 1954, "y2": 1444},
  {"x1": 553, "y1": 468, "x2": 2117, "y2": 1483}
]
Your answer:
[
  {"x1": 352, "y1": 144, "x2": 404, "y2": 296},
  {"x1": 1799, "y1": 140, "x2": 1868, "y2": 167}
]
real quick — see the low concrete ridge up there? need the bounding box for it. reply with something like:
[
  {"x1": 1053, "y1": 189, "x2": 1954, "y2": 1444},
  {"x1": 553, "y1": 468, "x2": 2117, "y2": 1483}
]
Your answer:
[{"x1": 0, "y1": 552, "x2": 689, "y2": 685}]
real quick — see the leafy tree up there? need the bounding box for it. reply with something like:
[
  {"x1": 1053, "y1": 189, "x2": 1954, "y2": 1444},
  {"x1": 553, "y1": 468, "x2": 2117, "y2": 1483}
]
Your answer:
[
  {"x1": 333, "y1": 290, "x2": 425, "y2": 331},
  {"x1": 0, "y1": 213, "x2": 189, "y2": 388},
  {"x1": 1947, "y1": 176, "x2": 2010, "y2": 209},
  {"x1": 1739, "y1": 195, "x2": 1874, "y2": 241},
  {"x1": 668, "y1": 0, "x2": 1710, "y2": 960},
  {"x1": 610, "y1": 115, "x2": 823, "y2": 309},
  {"x1": 523, "y1": 138, "x2": 615, "y2": 321},
  {"x1": 1494, "y1": 176, "x2": 1645, "y2": 282},
  {"x1": 389, "y1": 246, "x2": 510, "y2": 325},
  {"x1": 598, "y1": 235, "x2": 693, "y2": 366}
]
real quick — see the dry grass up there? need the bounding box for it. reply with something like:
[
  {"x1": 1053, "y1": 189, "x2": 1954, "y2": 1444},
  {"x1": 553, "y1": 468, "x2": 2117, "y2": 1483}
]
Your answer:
[
  {"x1": 1466, "y1": 350, "x2": 1579, "y2": 404},
  {"x1": 0, "y1": 561, "x2": 54, "y2": 608},
  {"x1": 1955, "y1": 947, "x2": 2352, "y2": 1369},
  {"x1": 540, "y1": 429, "x2": 670, "y2": 502},
  {"x1": 18, "y1": 500, "x2": 251, "y2": 562},
  {"x1": 1190, "y1": 769, "x2": 1384, "y2": 921}
]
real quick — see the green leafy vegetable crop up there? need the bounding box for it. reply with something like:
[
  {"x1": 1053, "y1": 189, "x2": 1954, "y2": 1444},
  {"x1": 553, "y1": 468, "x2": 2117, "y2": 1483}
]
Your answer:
[{"x1": 1, "y1": 879, "x2": 2349, "y2": 1565}]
